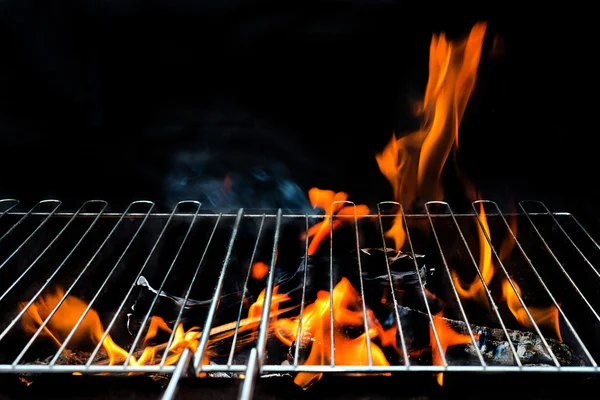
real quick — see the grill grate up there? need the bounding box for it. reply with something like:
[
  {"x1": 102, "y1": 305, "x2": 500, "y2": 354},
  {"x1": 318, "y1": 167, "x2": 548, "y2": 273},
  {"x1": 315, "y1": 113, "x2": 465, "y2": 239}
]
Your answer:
[{"x1": 0, "y1": 198, "x2": 599, "y2": 400}]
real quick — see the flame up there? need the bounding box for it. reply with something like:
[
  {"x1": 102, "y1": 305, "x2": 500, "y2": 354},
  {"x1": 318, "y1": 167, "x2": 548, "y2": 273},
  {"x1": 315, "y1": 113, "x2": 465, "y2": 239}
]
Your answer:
[
  {"x1": 20, "y1": 286, "x2": 291, "y2": 367},
  {"x1": 430, "y1": 311, "x2": 474, "y2": 386},
  {"x1": 452, "y1": 202, "x2": 494, "y2": 304},
  {"x1": 501, "y1": 279, "x2": 562, "y2": 342},
  {"x1": 376, "y1": 22, "x2": 487, "y2": 250},
  {"x1": 272, "y1": 277, "x2": 397, "y2": 388},
  {"x1": 304, "y1": 188, "x2": 370, "y2": 256}
]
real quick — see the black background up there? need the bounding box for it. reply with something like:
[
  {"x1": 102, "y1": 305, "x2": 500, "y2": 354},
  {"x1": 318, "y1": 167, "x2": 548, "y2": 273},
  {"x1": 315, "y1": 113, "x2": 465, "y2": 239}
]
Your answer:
[{"x1": 0, "y1": 1, "x2": 597, "y2": 216}]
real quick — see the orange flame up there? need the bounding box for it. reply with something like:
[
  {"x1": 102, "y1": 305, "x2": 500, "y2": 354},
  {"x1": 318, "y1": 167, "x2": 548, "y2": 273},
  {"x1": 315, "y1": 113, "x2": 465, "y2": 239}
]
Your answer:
[
  {"x1": 430, "y1": 311, "x2": 474, "y2": 386},
  {"x1": 303, "y1": 188, "x2": 370, "y2": 256},
  {"x1": 501, "y1": 280, "x2": 562, "y2": 342},
  {"x1": 376, "y1": 22, "x2": 487, "y2": 250},
  {"x1": 272, "y1": 277, "x2": 397, "y2": 388},
  {"x1": 20, "y1": 286, "x2": 292, "y2": 367},
  {"x1": 452, "y1": 202, "x2": 494, "y2": 304}
]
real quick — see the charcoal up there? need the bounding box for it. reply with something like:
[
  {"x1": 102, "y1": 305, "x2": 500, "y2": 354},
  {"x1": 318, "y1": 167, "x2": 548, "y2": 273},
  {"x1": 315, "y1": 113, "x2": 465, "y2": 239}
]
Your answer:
[{"x1": 396, "y1": 304, "x2": 585, "y2": 367}]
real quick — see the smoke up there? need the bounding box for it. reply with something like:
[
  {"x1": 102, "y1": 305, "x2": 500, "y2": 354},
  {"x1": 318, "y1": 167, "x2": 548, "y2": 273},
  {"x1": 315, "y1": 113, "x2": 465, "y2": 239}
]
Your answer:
[{"x1": 164, "y1": 148, "x2": 312, "y2": 213}]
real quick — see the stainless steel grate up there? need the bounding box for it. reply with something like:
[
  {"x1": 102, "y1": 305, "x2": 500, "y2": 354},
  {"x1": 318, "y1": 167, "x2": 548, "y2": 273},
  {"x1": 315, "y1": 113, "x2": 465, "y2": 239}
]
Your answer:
[{"x1": 1, "y1": 198, "x2": 599, "y2": 400}]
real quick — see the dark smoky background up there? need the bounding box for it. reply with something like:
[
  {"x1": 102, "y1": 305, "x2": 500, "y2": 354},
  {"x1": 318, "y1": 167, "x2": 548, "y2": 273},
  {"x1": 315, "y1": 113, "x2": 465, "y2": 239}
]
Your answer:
[{"x1": 0, "y1": 2, "x2": 597, "y2": 218}]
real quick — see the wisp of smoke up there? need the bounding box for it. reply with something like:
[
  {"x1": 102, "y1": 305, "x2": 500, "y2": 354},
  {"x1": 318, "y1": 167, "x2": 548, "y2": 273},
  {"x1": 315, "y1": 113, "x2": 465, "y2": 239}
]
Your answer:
[{"x1": 164, "y1": 148, "x2": 312, "y2": 213}]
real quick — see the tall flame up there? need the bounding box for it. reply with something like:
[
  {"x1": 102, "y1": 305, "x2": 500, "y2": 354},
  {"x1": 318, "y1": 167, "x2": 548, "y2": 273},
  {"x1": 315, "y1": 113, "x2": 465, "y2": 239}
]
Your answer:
[{"x1": 376, "y1": 22, "x2": 487, "y2": 250}]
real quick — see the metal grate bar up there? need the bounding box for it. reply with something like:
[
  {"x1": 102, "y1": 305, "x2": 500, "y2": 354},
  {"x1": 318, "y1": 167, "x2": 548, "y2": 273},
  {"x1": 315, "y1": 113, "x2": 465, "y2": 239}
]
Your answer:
[
  {"x1": 483, "y1": 201, "x2": 597, "y2": 366},
  {"x1": 456, "y1": 201, "x2": 521, "y2": 366},
  {"x1": 227, "y1": 215, "x2": 265, "y2": 367},
  {"x1": 520, "y1": 201, "x2": 600, "y2": 321},
  {"x1": 0, "y1": 200, "x2": 62, "y2": 274},
  {"x1": 256, "y1": 209, "x2": 282, "y2": 371},
  {"x1": 13, "y1": 200, "x2": 147, "y2": 366},
  {"x1": 400, "y1": 202, "x2": 447, "y2": 367},
  {"x1": 0, "y1": 199, "x2": 19, "y2": 218},
  {"x1": 0, "y1": 201, "x2": 77, "y2": 304},
  {"x1": 86, "y1": 201, "x2": 193, "y2": 367},
  {"x1": 424, "y1": 201, "x2": 487, "y2": 367},
  {"x1": 161, "y1": 213, "x2": 221, "y2": 369},
  {"x1": 329, "y1": 207, "x2": 335, "y2": 367},
  {"x1": 49, "y1": 201, "x2": 156, "y2": 366},
  {"x1": 238, "y1": 347, "x2": 259, "y2": 400},
  {"x1": 1, "y1": 198, "x2": 599, "y2": 400},
  {"x1": 292, "y1": 215, "x2": 310, "y2": 367},
  {"x1": 348, "y1": 201, "x2": 375, "y2": 367},
  {"x1": 123, "y1": 201, "x2": 202, "y2": 367},
  {"x1": 376, "y1": 202, "x2": 410, "y2": 367},
  {"x1": 567, "y1": 214, "x2": 600, "y2": 256},
  {"x1": 192, "y1": 209, "x2": 244, "y2": 373},
  {"x1": 0, "y1": 201, "x2": 105, "y2": 347}
]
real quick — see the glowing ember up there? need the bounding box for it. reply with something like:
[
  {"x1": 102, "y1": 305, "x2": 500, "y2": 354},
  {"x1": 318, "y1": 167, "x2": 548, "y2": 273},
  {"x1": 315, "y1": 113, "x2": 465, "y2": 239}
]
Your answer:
[
  {"x1": 304, "y1": 188, "x2": 370, "y2": 256},
  {"x1": 251, "y1": 261, "x2": 269, "y2": 280},
  {"x1": 501, "y1": 279, "x2": 563, "y2": 342},
  {"x1": 375, "y1": 22, "x2": 487, "y2": 250}
]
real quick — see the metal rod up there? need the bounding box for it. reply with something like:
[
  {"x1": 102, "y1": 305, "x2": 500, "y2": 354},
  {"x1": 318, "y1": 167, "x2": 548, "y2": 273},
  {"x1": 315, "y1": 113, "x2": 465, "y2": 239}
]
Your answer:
[
  {"x1": 567, "y1": 213, "x2": 600, "y2": 255},
  {"x1": 450, "y1": 200, "x2": 521, "y2": 366},
  {"x1": 4, "y1": 210, "x2": 562, "y2": 219},
  {"x1": 255, "y1": 209, "x2": 282, "y2": 369},
  {"x1": 161, "y1": 214, "x2": 222, "y2": 369},
  {"x1": 0, "y1": 199, "x2": 62, "y2": 270},
  {"x1": 124, "y1": 201, "x2": 202, "y2": 367},
  {"x1": 337, "y1": 201, "x2": 373, "y2": 366},
  {"x1": 521, "y1": 201, "x2": 600, "y2": 281},
  {"x1": 227, "y1": 215, "x2": 265, "y2": 367},
  {"x1": 293, "y1": 215, "x2": 310, "y2": 366},
  {"x1": 424, "y1": 201, "x2": 487, "y2": 367},
  {"x1": 238, "y1": 347, "x2": 259, "y2": 400},
  {"x1": 86, "y1": 201, "x2": 195, "y2": 367},
  {"x1": 0, "y1": 201, "x2": 104, "y2": 345},
  {"x1": 376, "y1": 202, "x2": 410, "y2": 366},
  {"x1": 399, "y1": 202, "x2": 448, "y2": 368},
  {"x1": 1, "y1": 362, "x2": 599, "y2": 374},
  {"x1": 49, "y1": 201, "x2": 155, "y2": 365},
  {"x1": 502, "y1": 200, "x2": 597, "y2": 366},
  {"x1": 476, "y1": 201, "x2": 561, "y2": 365},
  {"x1": 193, "y1": 209, "x2": 244, "y2": 373},
  {"x1": 160, "y1": 347, "x2": 192, "y2": 400},
  {"x1": 0, "y1": 201, "x2": 91, "y2": 304},
  {"x1": 0, "y1": 199, "x2": 19, "y2": 219},
  {"x1": 11, "y1": 201, "x2": 110, "y2": 365},
  {"x1": 329, "y1": 207, "x2": 335, "y2": 367}
]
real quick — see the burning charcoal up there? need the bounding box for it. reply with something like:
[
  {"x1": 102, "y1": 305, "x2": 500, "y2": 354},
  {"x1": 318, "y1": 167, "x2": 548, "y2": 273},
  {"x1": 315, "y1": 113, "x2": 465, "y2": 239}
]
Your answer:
[{"x1": 396, "y1": 304, "x2": 585, "y2": 367}]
